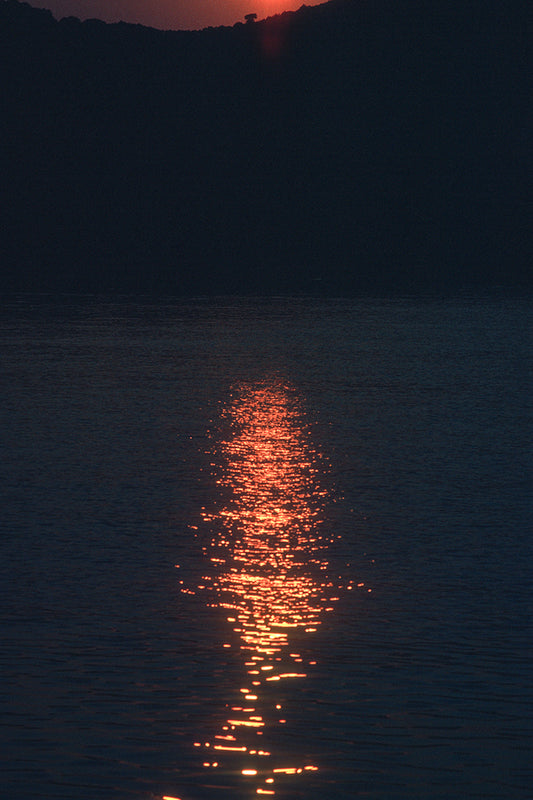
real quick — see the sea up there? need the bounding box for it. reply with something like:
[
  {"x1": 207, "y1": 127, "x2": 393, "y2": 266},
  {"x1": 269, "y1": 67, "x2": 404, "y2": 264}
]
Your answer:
[{"x1": 1, "y1": 294, "x2": 531, "y2": 800}]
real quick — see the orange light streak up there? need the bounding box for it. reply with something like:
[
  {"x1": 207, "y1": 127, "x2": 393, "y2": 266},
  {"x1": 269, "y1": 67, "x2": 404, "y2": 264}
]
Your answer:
[
  {"x1": 213, "y1": 745, "x2": 248, "y2": 752},
  {"x1": 227, "y1": 719, "x2": 264, "y2": 727}
]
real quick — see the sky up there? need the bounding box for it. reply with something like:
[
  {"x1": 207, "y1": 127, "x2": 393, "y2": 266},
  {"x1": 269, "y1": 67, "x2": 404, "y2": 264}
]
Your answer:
[{"x1": 25, "y1": 0, "x2": 325, "y2": 30}]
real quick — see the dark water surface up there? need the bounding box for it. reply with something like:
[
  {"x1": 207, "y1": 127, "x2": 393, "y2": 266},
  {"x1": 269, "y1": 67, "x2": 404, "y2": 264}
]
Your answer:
[{"x1": 1, "y1": 295, "x2": 531, "y2": 800}]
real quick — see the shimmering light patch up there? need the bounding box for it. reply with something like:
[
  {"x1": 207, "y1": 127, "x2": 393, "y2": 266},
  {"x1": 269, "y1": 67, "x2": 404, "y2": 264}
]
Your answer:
[{"x1": 192, "y1": 379, "x2": 350, "y2": 796}]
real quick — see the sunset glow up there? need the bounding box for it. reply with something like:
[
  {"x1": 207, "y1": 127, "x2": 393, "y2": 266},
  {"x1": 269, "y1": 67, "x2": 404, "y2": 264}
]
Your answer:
[{"x1": 26, "y1": 0, "x2": 325, "y2": 31}]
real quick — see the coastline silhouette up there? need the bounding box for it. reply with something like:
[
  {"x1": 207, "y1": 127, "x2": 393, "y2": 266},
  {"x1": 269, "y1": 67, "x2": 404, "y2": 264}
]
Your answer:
[{"x1": 1, "y1": 0, "x2": 528, "y2": 294}]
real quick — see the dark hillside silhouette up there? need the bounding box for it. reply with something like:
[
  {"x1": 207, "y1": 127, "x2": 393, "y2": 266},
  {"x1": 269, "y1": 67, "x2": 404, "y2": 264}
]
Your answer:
[{"x1": 0, "y1": 0, "x2": 529, "y2": 294}]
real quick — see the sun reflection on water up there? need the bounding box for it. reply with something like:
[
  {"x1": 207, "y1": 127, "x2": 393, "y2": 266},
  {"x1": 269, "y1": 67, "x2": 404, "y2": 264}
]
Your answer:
[{"x1": 183, "y1": 379, "x2": 354, "y2": 796}]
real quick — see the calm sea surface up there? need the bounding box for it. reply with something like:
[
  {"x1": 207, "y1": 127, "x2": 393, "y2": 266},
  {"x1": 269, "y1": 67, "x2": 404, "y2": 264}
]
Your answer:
[{"x1": 1, "y1": 295, "x2": 531, "y2": 800}]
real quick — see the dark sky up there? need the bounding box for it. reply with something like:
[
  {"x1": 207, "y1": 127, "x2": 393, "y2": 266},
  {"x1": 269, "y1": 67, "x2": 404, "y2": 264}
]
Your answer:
[{"x1": 24, "y1": 0, "x2": 325, "y2": 30}]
